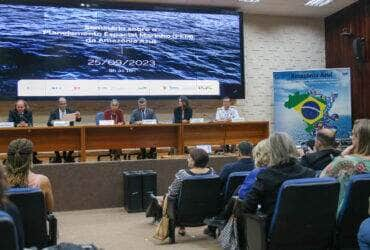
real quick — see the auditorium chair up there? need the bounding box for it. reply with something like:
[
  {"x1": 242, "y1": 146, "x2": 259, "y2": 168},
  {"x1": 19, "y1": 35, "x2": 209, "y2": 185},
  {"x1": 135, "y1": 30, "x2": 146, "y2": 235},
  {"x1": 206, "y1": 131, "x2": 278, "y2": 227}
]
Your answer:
[
  {"x1": 167, "y1": 176, "x2": 223, "y2": 244},
  {"x1": 6, "y1": 187, "x2": 57, "y2": 249},
  {"x1": 243, "y1": 177, "x2": 339, "y2": 250},
  {"x1": 334, "y1": 173, "x2": 370, "y2": 250},
  {"x1": 0, "y1": 211, "x2": 19, "y2": 250},
  {"x1": 224, "y1": 171, "x2": 250, "y2": 203}
]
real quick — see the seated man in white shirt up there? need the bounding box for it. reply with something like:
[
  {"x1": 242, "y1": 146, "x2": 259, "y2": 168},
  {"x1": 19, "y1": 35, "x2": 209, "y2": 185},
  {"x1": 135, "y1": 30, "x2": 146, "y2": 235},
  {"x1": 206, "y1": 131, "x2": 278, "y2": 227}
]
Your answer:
[
  {"x1": 215, "y1": 96, "x2": 240, "y2": 153},
  {"x1": 215, "y1": 96, "x2": 240, "y2": 121}
]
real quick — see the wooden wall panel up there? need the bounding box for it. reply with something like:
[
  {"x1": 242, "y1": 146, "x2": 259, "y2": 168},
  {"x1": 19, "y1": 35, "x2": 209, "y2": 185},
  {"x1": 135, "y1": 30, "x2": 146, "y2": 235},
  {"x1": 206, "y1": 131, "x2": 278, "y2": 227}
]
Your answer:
[{"x1": 325, "y1": 0, "x2": 370, "y2": 120}]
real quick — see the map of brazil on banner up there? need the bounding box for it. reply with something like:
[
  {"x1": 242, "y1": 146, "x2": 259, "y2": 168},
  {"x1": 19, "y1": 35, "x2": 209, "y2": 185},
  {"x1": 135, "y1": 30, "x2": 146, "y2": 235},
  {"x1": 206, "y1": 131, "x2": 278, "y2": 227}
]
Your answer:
[{"x1": 273, "y1": 68, "x2": 352, "y2": 143}]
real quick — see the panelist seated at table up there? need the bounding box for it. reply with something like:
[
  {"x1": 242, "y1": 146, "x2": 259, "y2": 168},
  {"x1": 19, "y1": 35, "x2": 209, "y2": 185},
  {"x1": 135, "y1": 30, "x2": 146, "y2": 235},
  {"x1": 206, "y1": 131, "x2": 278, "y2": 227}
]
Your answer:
[
  {"x1": 215, "y1": 96, "x2": 240, "y2": 122},
  {"x1": 47, "y1": 97, "x2": 81, "y2": 163},
  {"x1": 173, "y1": 96, "x2": 193, "y2": 124},
  {"x1": 103, "y1": 99, "x2": 124, "y2": 160},
  {"x1": 129, "y1": 98, "x2": 157, "y2": 159},
  {"x1": 215, "y1": 96, "x2": 240, "y2": 153},
  {"x1": 8, "y1": 99, "x2": 33, "y2": 127},
  {"x1": 8, "y1": 99, "x2": 43, "y2": 164},
  {"x1": 103, "y1": 99, "x2": 124, "y2": 125}
]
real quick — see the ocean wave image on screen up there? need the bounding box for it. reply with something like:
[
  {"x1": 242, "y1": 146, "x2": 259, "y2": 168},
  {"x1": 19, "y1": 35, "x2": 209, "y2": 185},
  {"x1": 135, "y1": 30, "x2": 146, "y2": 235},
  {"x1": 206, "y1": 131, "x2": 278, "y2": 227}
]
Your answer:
[{"x1": 0, "y1": 4, "x2": 242, "y2": 98}]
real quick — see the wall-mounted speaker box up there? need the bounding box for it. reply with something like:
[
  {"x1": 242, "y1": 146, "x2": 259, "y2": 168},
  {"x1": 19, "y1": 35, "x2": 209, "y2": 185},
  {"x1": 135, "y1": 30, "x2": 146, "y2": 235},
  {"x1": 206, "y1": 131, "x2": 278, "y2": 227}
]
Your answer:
[{"x1": 352, "y1": 37, "x2": 365, "y2": 63}]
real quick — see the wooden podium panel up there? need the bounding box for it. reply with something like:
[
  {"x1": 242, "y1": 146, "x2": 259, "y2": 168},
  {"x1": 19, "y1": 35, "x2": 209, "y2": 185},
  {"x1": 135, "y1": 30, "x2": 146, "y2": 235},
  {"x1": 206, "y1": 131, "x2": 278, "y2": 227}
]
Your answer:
[
  {"x1": 182, "y1": 123, "x2": 226, "y2": 146},
  {"x1": 224, "y1": 121, "x2": 269, "y2": 145},
  {"x1": 0, "y1": 127, "x2": 82, "y2": 152},
  {"x1": 85, "y1": 124, "x2": 181, "y2": 150}
]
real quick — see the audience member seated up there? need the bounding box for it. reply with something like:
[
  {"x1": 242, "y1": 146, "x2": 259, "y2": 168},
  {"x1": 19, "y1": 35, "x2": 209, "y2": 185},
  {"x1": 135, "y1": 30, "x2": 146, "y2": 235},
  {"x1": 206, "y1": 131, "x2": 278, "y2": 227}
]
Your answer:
[
  {"x1": 0, "y1": 166, "x2": 24, "y2": 249},
  {"x1": 320, "y1": 119, "x2": 370, "y2": 214},
  {"x1": 238, "y1": 139, "x2": 269, "y2": 200},
  {"x1": 219, "y1": 141, "x2": 254, "y2": 186},
  {"x1": 103, "y1": 99, "x2": 125, "y2": 160},
  {"x1": 5, "y1": 139, "x2": 54, "y2": 212},
  {"x1": 173, "y1": 96, "x2": 192, "y2": 124},
  {"x1": 47, "y1": 97, "x2": 81, "y2": 163},
  {"x1": 8, "y1": 99, "x2": 42, "y2": 164},
  {"x1": 358, "y1": 217, "x2": 370, "y2": 250},
  {"x1": 215, "y1": 96, "x2": 240, "y2": 153},
  {"x1": 239, "y1": 132, "x2": 315, "y2": 226},
  {"x1": 129, "y1": 98, "x2": 157, "y2": 159},
  {"x1": 204, "y1": 139, "x2": 269, "y2": 237},
  {"x1": 152, "y1": 148, "x2": 218, "y2": 236},
  {"x1": 300, "y1": 128, "x2": 341, "y2": 171}
]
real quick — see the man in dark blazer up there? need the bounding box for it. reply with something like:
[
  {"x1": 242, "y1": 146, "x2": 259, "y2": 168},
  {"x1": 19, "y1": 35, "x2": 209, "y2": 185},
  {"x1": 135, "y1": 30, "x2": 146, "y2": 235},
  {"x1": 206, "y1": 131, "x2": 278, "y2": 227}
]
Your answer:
[
  {"x1": 130, "y1": 98, "x2": 157, "y2": 159},
  {"x1": 47, "y1": 97, "x2": 81, "y2": 163},
  {"x1": 129, "y1": 97, "x2": 157, "y2": 124},
  {"x1": 8, "y1": 99, "x2": 43, "y2": 164},
  {"x1": 8, "y1": 99, "x2": 33, "y2": 127}
]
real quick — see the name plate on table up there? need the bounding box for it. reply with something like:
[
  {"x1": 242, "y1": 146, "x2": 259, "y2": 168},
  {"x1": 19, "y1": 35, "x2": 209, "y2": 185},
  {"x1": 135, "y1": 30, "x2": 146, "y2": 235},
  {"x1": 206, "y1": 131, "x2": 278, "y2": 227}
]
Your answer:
[
  {"x1": 0, "y1": 122, "x2": 14, "y2": 128},
  {"x1": 190, "y1": 118, "x2": 205, "y2": 123},
  {"x1": 52, "y1": 120, "x2": 70, "y2": 127},
  {"x1": 231, "y1": 118, "x2": 245, "y2": 123},
  {"x1": 196, "y1": 145, "x2": 212, "y2": 154},
  {"x1": 99, "y1": 120, "x2": 115, "y2": 126},
  {"x1": 142, "y1": 119, "x2": 157, "y2": 125}
]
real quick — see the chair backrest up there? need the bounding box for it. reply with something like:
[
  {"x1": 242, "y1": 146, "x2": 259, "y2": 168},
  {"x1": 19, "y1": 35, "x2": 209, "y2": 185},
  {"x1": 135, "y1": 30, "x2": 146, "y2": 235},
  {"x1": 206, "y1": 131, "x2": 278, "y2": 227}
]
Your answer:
[
  {"x1": 95, "y1": 112, "x2": 104, "y2": 125},
  {"x1": 224, "y1": 171, "x2": 250, "y2": 202},
  {"x1": 176, "y1": 176, "x2": 223, "y2": 225},
  {"x1": 268, "y1": 177, "x2": 339, "y2": 250},
  {"x1": 336, "y1": 173, "x2": 370, "y2": 249},
  {"x1": 6, "y1": 187, "x2": 48, "y2": 249},
  {"x1": 0, "y1": 210, "x2": 19, "y2": 250}
]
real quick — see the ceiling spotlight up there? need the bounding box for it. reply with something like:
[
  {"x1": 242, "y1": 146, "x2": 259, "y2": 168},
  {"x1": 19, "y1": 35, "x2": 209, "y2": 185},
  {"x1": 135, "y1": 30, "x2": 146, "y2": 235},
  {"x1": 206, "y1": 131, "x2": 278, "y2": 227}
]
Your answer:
[
  {"x1": 305, "y1": 0, "x2": 333, "y2": 7},
  {"x1": 238, "y1": 0, "x2": 260, "y2": 3}
]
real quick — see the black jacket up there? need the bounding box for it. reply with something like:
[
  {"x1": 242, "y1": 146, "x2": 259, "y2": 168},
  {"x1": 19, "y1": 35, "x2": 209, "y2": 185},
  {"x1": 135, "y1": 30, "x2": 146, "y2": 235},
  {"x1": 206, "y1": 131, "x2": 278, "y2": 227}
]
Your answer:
[
  {"x1": 242, "y1": 159, "x2": 315, "y2": 218},
  {"x1": 47, "y1": 108, "x2": 81, "y2": 126},
  {"x1": 300, "y1": 148, "x2": 341, "y2": 171},
  {"x1": 173, "y1": 106, "x2": 193, "y2": 123},
  {"x1": 8, "y1": 110, "x2": 33, "y2": 127}
]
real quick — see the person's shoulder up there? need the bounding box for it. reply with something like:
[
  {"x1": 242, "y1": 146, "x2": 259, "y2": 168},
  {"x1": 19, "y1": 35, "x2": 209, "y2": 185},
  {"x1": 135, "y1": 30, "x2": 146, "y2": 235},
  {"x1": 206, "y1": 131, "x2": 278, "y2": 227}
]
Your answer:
[
  {"x1": 131, "y1": 108, "x2": 139, "y2": 114},
  {"x1": 216, "y1": 107, "x2": 223, "y2": 111}
]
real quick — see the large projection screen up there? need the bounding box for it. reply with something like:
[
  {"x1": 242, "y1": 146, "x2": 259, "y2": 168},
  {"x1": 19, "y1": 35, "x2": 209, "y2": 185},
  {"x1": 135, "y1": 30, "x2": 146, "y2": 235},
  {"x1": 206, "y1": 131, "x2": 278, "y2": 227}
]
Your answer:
[{"x1": 0, "y1": 1, "x2": 245, "y2": 99}]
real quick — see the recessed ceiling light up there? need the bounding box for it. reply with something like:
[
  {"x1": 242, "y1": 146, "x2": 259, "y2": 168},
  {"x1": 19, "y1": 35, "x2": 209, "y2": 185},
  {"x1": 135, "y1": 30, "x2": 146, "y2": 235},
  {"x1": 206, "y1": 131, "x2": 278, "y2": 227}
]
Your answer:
[
  {"x1": 305, "y1": 0, "x2": 333, "y2": 7},
  {"x1": 238, "y1": 0, "x2": 260, "y2": 3}
]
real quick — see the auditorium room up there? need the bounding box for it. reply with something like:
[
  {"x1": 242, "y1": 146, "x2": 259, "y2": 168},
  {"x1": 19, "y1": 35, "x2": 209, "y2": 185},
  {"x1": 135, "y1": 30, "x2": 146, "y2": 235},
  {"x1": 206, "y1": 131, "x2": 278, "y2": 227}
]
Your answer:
[{"x1": 0, "y1": 0, "x2": 369, "y2": 249}]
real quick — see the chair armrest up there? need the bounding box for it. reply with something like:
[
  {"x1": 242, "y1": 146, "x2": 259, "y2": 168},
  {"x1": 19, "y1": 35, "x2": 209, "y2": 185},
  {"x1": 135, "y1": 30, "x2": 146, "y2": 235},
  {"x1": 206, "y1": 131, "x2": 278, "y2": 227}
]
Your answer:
[
  {"x1": 47, "y1": 213, "x2": 57, "y2": 246},
  {"x1": 166, "y1": 196, "x2": 177, "y2": 220},
  {"x1": 244, "y1": 213, "x2": 268, "y2": 250}
]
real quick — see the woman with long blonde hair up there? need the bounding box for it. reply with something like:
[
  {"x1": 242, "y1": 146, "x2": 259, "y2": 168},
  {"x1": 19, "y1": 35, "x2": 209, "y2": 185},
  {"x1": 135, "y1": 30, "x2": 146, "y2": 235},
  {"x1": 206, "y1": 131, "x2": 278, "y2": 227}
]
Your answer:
[{"x1": 5, "y1": 138, "x2": 54, "y2": 211}]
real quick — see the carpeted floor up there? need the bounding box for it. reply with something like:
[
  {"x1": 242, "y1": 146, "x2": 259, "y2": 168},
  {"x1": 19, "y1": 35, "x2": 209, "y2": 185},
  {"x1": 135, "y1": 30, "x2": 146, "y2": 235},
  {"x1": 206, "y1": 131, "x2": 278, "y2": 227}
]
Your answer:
[{"x1": 55, "y1": 208, "x2": 221, "y2": 250}]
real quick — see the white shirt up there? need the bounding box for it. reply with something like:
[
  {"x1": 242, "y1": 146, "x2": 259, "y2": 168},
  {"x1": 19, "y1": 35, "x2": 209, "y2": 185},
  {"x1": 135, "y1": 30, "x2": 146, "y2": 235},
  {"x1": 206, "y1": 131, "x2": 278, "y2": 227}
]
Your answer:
[
  {"x1": 215, "y1": 106, "x2": 240, "y2": 121},
  {"x1": 59, "y1": 109, "x2": 67, "y2": 119}
]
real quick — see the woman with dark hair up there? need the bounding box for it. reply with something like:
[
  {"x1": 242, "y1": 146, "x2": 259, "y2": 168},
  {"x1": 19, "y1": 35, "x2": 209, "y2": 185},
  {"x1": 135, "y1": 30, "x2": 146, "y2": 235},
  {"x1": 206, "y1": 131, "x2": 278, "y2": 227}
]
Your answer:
[
  {"x1": 0, "y1": 166, "x2": 24, "y2": 249},
  {"x1": 151, "y1": 148, "x2": 218, "y2": 237},
  {"x1": 173, "y1": 96, "x2": 193, "y2": 123},
  {"x1": 5, "y1": 139, "x2": 54, "y2": 211}
]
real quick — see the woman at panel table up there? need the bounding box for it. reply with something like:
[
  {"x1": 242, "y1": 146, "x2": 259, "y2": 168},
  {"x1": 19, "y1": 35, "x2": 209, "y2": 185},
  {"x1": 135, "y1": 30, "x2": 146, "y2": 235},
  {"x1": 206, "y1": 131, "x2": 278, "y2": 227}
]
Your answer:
[
  {"x1": 173, "y1": 96, "x2": 192, "y2": 124},
  {"x1": 7, "y1": 99, "x2": 43, "y2": 164},
  {"x1": 103, "y1": 99, "x2": 125, "y2": 160}
]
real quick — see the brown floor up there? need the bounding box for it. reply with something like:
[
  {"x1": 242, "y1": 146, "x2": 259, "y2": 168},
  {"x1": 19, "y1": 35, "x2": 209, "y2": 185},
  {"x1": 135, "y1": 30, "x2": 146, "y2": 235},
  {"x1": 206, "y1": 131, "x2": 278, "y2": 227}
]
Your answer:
[{"x1": 55, "y1": 208, "x2": 221, "y2": 250}]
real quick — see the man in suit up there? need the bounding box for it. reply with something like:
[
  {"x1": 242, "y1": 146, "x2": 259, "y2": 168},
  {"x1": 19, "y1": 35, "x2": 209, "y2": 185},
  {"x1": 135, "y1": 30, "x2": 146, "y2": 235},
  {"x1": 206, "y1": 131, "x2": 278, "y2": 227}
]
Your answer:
[
  {"x1": 8, "y1": 99, "x2": 33, "y2": 127},
  {"x1": 47, "y1": 97, "x2": 81, "y2": 163},
  {"x1": 8, "y1": 99, "x2": 42, "y2": 164},
  {"x1": 130, "y1": 98, "x2": 157, "y2": 159}
]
